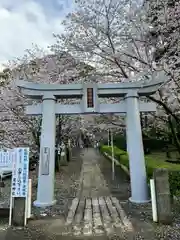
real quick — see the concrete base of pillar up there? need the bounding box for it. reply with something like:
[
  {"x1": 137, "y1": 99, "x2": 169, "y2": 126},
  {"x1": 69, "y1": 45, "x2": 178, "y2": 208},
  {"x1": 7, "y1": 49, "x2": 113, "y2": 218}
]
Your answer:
[
  {"x1": 129, "y1": 197, "x2": 150, "y2": 204},
  {"x1": 33, "y1": 199, "x2": 57, "y2": 208}
]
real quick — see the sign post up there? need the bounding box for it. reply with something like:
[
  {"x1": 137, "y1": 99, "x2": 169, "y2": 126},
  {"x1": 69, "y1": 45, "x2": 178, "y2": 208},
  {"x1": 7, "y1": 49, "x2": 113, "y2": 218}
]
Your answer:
[
  {"x1": 27, "y1": 178, "x2": 32, "y2": 219},
  {"x1": 108, "y1": 129, "x2": 110, "y2": 147},
  {"x1": 111, "y1": 130, "x2": 115, "y2": 180},
  {"x1": 9, "y1": 148, "x2": 29, "y2": 227}
]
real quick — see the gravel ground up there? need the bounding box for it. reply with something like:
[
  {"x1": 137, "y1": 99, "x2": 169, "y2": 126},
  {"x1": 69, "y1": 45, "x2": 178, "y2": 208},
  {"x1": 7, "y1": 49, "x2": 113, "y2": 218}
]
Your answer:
[{"x1": 155, "y1": 203, "x2": 180, "y2": 239}]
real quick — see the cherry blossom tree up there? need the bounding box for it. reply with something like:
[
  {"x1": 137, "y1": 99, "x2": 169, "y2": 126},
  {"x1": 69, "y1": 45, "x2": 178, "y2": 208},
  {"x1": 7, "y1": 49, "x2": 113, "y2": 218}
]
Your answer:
[
  {"x1": 52, "y1": 0, "x2": 157, "y2": 80},
  {"x1": 0, "y1": 45, "x2": 91, "y2": 154},
  {"x1": 144, "y1": 0, "x2": 180, "y2": 152},
  {"x1": 51, "y1": 0, "x2": 161, "y2": 131},
  {"x1": 0, "y1": 79, "x2": 41, "y2": 153},
  {"x1": 1, "y1": 0, "x2": 180, "y2": 154},
  {"x1": 51, "y1": 0, "x2": 180, "y2": 153}
]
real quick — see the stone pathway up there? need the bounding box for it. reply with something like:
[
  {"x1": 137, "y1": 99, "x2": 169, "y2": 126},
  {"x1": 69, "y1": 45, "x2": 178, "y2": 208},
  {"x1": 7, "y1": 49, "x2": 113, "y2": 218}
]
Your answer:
[
  {"x1": 58, "y1": 196, "x2": 134, "y2": 238},
  {"x1": 47, "y1": 148, "x2": 134, "y2": 238},
  {"x1": 77, "y1": 148, "x2": 110, "y2": 198}
]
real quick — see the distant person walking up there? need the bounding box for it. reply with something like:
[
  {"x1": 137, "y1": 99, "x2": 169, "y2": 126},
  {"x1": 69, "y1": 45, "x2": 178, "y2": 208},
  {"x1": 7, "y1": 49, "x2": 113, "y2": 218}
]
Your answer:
[{"x1": 84, "y1": 137, "x2": 89, "y2": 149}]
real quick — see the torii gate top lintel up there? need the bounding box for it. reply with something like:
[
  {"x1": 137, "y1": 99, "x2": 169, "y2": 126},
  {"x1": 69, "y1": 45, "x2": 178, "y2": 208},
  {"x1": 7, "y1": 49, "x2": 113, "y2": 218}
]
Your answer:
[{"x1": 16, "y1": 77, "x2": 164, "y2": 99}]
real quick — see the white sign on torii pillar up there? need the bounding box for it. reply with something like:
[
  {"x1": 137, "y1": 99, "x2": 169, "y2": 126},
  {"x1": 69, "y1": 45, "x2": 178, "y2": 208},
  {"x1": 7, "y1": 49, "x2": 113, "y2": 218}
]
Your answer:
[{"x1": 17, "y1": 76, "x2": 165, "y2": 207}]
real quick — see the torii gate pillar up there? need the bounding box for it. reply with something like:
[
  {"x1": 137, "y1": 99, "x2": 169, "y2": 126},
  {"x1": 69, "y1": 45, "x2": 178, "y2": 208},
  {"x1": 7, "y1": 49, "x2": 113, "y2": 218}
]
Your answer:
[
  {"x1": 34, "y1": 94, "x2": 57, "y2": 207},
  {"x1": 126, "y1": 90, "x2": 149, "y2": 203}
]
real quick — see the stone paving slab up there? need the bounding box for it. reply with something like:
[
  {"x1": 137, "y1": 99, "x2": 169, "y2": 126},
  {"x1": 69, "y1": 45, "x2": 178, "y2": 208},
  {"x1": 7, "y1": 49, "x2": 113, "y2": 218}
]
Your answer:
[
  {"x1": 48, "y1": 196, "x2": 134, "y2": 238},
  {"x1": 77, "y1": 149, "x2": 110, "y2": 199}
]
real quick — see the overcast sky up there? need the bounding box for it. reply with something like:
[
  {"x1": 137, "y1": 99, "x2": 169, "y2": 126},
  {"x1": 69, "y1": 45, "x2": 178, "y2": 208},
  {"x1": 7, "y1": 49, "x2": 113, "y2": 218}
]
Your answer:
[{"x1": 0, "y1": 0, "x2": 74, "y2": 70}]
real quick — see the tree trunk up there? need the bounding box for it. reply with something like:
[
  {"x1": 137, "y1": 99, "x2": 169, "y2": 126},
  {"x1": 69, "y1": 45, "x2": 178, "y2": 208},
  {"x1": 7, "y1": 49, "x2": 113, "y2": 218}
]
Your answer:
[{"x1": 55, "y1": 115, "x2": 62, "y2": 172}]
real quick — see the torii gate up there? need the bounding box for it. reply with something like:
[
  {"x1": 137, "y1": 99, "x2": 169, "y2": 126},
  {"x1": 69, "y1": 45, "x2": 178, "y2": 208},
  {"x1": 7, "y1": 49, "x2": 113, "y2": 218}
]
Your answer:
[{"x1": 17, "y1": 77, "x2": 164, "y2": 207}]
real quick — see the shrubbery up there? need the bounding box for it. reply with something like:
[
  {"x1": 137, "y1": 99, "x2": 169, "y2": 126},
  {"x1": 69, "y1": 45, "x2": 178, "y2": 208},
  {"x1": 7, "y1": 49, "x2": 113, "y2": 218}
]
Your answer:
[
  {"x1": 100, "y1": 145, "x2": 180, "y2": 197},
  {"x1": 107, "y1": 135, "x2": 169, "y2": 152}
]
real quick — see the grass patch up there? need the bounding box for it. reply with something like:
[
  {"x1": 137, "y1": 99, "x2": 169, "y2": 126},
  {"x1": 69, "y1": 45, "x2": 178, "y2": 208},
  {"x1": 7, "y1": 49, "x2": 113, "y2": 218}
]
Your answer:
[
  {"x1": 149, "y1": 151, "x2": 180, "y2": 162},
  {"x1": 100, "y1": 145, "x2": 180, "y2": 197}
]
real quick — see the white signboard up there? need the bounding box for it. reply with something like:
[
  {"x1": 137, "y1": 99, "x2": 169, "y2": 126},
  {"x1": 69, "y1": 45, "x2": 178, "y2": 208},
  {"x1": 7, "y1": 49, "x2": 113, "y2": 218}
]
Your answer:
[
  {"x1": 0, "y1": 150, "x2": 12, "y2": 168},
  {"x1": 11, "y1": 148, "x2": 29, "y2": 198}
]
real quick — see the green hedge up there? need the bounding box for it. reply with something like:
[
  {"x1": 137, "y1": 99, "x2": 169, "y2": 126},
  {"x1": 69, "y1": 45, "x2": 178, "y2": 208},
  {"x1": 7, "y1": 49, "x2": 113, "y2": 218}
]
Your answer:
[
  {"x1": 100, "y1": 145, "x2": 180, "y2": 197},
  {"x1": 110, "y1": 135, "x2": 168, "y2": 151}
]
